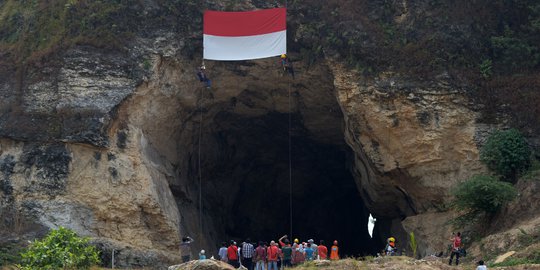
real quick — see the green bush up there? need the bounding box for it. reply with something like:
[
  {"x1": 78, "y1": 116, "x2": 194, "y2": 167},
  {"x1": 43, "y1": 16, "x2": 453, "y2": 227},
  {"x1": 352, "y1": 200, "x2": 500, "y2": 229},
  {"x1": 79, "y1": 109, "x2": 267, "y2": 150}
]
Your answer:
[
  {"x1": 453, "y1": 175, "x2": 517, "y2": 215},
  {"x1": 19, "y1": 227, "x2": 100, "y2": 270},
  {"x1": 480, "y1": 129, "x2": 532, "y2": 182}
]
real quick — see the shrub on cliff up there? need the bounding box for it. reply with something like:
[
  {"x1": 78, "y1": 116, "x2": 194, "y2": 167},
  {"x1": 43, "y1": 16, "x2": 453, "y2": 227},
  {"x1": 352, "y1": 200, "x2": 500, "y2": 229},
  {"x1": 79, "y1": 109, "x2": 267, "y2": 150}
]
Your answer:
[
  {"x1": 480, "y1": 129, "x2": 531, "y2": 182},
  {"x1": 19, "y1": 227, "x2": 100, "y2": 270},
  {"x1": 453, "y1": 175, "x2": 517, "y2": 217}
]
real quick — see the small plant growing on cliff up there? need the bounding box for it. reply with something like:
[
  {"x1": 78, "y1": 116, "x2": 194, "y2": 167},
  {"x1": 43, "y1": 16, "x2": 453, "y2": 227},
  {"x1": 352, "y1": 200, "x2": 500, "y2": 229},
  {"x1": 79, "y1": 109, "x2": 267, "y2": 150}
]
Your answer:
[
  {"x1": 409, "y1": 232, "x2": 418, "y2": 259},
  {"x1": 479, "y1": 59, "x2": 493, "y2": 79},
  {"x1": 480, "y1": 129, "x2": 531, "y2": 182},
  {"x1": 453, "y1": 175, "x2": 517, "y2": 219},
  {"x1": 19, "y1": 227, "x2": 100, "y2": 270}
]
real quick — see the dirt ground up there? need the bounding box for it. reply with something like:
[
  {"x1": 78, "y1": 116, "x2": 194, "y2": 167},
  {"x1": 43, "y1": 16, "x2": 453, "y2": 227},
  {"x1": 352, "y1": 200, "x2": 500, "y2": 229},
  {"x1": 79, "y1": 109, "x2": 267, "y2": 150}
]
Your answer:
[{"x1": 293, "y1": 257, "x2": 540, "y2": 270}]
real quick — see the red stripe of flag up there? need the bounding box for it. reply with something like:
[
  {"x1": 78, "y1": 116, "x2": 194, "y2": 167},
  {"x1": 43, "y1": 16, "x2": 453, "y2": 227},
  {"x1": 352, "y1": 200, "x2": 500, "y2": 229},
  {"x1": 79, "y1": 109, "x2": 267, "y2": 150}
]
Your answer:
[{"x1": 204, "y1": 8, "x2": 286, "y2": 37}]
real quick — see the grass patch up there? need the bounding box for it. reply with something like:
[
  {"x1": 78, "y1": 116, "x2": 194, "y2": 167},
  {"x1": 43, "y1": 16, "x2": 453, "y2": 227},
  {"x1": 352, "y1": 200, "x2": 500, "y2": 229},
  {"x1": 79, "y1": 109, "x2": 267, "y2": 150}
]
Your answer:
[{"x1": 518, "y1": 227, "x2": 540, "y2": 247}]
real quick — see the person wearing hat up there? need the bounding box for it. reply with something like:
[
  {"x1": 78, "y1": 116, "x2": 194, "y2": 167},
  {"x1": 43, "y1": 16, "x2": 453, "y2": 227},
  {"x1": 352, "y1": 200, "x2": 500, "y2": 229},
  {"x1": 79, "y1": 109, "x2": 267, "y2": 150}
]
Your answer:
[
  {"x1": 385, "y1": 237, "x2": 396, "y2": 256},
  {"x1": 199, "y1": 249, "x2": 206, "y2": 260},
  {"x1": 291, "y1": 239, "x2": 299, "y2": 266},
  {"x1": 280, "y1": 54, "x2": 288, "y2": 71},
  {"x1": 278, "y1": 54, "x2": 295, "y2": 79},
  {"x1": 330, "y1": 240, "x2": 339, "y2": 260},
  {"x1": 293, "y1": 241, "x2": 305, "y2": 265},
  {"x1": 196, "y1": 65, "x2": 211, "y2": 88},
  {"x1": 267, "y1": 241, "x2": 280, "y2": 270}
]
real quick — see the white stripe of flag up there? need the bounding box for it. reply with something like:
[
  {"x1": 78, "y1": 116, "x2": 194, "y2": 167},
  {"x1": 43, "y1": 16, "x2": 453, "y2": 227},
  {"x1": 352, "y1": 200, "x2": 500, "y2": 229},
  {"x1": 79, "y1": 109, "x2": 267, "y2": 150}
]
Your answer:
[{"x1": 203, "y1": 31, "x2": 286, "y2": 61}]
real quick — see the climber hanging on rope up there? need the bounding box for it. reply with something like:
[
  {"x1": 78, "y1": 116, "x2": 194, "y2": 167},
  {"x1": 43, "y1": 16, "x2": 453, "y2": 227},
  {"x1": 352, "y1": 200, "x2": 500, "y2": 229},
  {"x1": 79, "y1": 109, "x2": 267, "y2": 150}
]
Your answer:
[
  {"x1": 196, "y1": 64, "x2": 212, "y2": 88},
  {"x1": 280, "y1": 54, "x2": 295, "y2": 79}
]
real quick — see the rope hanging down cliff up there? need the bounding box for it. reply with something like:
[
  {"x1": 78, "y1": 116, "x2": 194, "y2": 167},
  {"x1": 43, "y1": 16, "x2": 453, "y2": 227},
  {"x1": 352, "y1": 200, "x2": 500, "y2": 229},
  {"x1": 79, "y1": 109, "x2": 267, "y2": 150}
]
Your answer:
[
  {"x1": 288, "y1": 78, "x2": 293, "y2": 239},
  {"x1": 197, "y1": 83, "x2": 204, "y2": 237}
]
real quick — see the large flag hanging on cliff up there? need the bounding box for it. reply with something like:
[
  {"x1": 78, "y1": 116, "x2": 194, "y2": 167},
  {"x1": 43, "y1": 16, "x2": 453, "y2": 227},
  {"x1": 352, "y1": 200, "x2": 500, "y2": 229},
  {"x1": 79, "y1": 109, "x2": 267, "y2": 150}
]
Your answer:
[{"x1": 203, "y1": 8, "x2": 286, "y2": 61}]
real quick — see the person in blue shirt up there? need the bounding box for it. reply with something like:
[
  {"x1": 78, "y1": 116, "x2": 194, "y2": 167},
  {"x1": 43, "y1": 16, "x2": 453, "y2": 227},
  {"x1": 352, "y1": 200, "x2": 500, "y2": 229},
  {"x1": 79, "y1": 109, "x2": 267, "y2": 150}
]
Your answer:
[
  {"x1": 199, "y1": 250, "x2": 206, "y2": 260},
  {"x1": 305, "y1": 243, "x2": 315, "y2": 261}
]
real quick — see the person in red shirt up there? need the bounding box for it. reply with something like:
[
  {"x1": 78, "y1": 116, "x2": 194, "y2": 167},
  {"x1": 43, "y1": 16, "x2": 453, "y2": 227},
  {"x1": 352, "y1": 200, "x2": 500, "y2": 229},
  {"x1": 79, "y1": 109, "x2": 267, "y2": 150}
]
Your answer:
[
  {"x1": 318, "y1": 240, "x2": 328, "y2": 260},
  {"x1": 267, "y1": 241, "x2": 279, "y2": 270},
  {"x1": 254, "y1": 241, "x2": 267, "y2": 270},
  {"x1": 449, "y1": 232, "x2": 462, "y2": 266},
  {"x1": 227, "y1": 240, "x2": 239, "y2": 268}
]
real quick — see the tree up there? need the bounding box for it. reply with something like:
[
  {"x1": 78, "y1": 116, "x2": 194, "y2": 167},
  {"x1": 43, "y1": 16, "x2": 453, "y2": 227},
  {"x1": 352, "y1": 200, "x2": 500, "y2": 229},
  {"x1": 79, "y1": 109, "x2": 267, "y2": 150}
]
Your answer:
[
  {"x1": 453, "y1": 175, "x2": 517, "y2": 216},
  {"x1": 19, "y1": 227, "x2": 100, "y2": 270},
  {"x1": 480, "y1": 129, "x2": 531, "y2": 182}
]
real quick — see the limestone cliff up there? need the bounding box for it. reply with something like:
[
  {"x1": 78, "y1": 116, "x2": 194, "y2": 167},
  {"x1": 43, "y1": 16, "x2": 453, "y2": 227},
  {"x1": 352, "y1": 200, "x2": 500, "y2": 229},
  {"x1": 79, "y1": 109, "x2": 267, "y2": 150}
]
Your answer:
[{"x1": 1, "y1": 0, "x2": 539, "y2": 268}]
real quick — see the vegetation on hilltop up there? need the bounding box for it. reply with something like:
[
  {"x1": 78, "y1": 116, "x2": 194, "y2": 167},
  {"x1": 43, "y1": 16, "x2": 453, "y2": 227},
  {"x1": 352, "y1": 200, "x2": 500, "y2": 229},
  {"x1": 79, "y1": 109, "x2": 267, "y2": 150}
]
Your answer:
[
  {"x1": 0, "y1": 0, "x2": 200, "y2": 66},
  {"x1": 288, "y1": 0, "x2": 540, "y2": 134},
  {"x1": 291, "y1": 0, "x2": 540, "y2": 75}
]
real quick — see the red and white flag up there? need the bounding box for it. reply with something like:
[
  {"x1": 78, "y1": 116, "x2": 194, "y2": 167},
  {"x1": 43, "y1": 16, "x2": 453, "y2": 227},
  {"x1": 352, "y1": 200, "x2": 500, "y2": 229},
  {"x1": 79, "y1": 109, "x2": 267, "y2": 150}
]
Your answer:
[{"x1": 203, "y1": 8, "x2": 286, "y2": 61}]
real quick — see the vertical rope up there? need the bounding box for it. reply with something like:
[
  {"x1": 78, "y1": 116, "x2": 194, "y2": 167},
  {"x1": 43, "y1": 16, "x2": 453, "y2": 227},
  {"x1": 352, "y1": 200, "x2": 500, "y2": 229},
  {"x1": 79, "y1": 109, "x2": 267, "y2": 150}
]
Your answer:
[
  {"x1": 288, "y1": 83, "x2": 293, "y2": 239},
  {"x1": 198, "y1": 86, "x2": 204, "y2": 237}
]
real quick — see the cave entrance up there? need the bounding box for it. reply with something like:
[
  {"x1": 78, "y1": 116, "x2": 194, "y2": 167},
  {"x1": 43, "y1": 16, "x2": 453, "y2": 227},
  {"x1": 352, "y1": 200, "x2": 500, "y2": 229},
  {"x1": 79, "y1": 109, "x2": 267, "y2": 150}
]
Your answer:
[{"x1": 199, "y1": 110, "x2": 380, "y2": 256}]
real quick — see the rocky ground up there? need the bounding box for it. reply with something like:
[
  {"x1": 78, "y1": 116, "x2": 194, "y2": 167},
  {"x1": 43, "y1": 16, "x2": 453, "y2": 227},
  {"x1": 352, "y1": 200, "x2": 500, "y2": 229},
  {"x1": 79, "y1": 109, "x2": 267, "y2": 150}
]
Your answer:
[
  {"x1": 164, "y1": 257, "x2": 540, "y2": 270},
  {"x1": 2, "y1": 256, "x2": 540, "y2": 270}
]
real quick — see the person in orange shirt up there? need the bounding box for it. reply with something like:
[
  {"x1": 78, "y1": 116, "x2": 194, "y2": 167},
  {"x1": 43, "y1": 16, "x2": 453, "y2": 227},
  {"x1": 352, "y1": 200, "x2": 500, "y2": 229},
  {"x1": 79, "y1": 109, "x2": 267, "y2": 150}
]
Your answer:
[
  {"x1": 318, "y1": 240, "x2": 328, "y2": 260},
  {"x1": 329, "y1": 240, "x2": 339, "y2": 260},
  {"x1": 267, "y1": 240, "x2": 280, "y2": 270}
]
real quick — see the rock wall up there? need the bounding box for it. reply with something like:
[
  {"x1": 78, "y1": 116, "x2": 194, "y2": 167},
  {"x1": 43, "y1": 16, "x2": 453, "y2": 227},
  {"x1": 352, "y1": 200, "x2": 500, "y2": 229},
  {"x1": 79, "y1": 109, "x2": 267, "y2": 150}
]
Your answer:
[
  {"x1": 1, "y1": 0, "x2": 538, "y2": 267},
  {"x1": 1, "y1": 48, "x2": 488, "y2": 264},
  {"x1": 0, "y1": 41, "x2": 188, "y2": 268},
  {"x1": 329, "y1": 60, "x2": 487, "y2": 255}
]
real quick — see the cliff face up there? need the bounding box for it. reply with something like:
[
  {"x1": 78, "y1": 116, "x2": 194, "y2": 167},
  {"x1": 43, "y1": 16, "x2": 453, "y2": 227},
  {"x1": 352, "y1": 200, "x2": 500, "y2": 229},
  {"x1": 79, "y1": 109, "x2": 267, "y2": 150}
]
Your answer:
[{"x1": 1, "y1": 0, "x2": 539, "y2": 268}]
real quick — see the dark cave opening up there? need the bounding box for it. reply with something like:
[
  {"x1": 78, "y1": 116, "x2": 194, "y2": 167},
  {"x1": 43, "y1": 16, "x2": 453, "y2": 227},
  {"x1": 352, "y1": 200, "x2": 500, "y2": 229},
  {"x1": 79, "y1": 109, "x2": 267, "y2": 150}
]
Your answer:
[{"x1": 201, "y1": 111, "x2": 382, "y2": 256}]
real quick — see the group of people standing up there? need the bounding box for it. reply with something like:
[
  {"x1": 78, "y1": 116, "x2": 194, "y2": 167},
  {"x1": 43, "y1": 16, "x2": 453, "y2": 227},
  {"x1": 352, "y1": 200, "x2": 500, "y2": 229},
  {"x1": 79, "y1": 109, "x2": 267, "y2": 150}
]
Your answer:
[{"x1": 218, "y1": 235, "x2": 340, "y2": 269}]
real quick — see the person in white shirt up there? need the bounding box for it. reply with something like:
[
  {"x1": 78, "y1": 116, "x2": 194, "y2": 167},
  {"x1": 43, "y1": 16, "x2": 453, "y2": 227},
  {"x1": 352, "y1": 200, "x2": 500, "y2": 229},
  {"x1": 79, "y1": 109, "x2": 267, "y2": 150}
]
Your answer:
[
  {"x1": 218, "y1": 242, "x2": 228, "y2": 262},
  {"x1": 476, "y1": 260, "x2": 487, "y2": 270}
]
